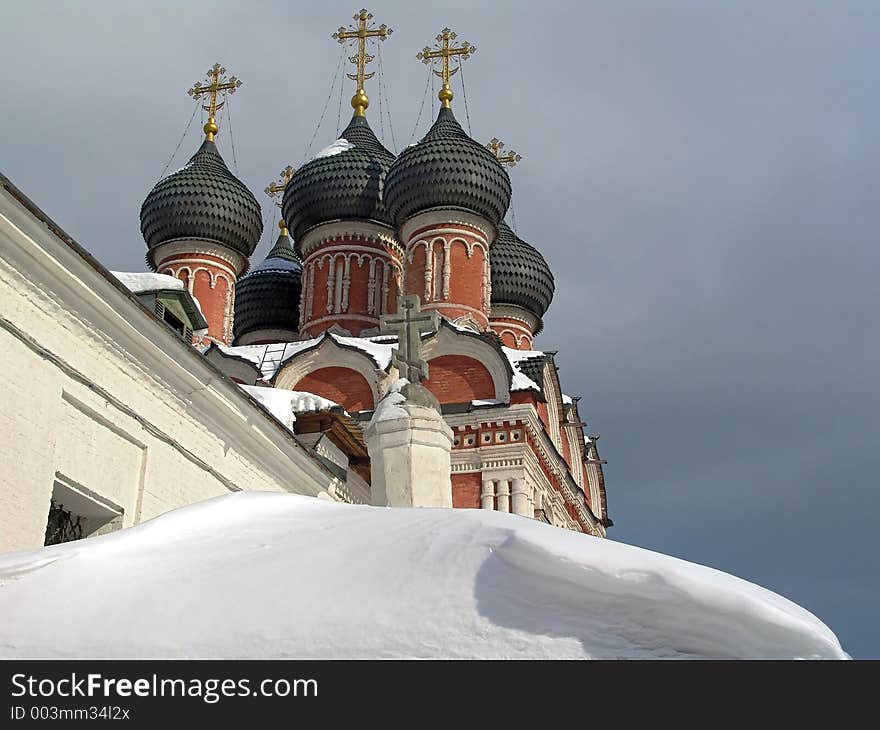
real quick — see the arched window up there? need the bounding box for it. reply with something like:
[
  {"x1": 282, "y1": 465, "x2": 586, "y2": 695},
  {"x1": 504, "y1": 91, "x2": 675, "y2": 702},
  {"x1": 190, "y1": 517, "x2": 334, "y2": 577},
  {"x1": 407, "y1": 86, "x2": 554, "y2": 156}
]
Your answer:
[
  {"x1": 433, "y1": 245, "x2": 444, "y2": 301},
  {"x1": 373, "y1": 260, "x2": 385, "y2": 315},
  {"x1": 333, "y1": 258, "x2": 345, "y2": 313}
]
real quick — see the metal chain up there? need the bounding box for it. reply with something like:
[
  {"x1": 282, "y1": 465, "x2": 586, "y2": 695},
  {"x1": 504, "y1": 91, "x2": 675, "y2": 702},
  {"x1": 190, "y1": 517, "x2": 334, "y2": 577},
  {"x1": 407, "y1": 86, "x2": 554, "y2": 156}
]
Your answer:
[
  {"x1": 377, "y1": 45, "x2": 398, "y2": 153},
  {"x1": 459, "y1": 60, "x2": 473, "y2": 136},
  {"x1": 336, "y1": 53, "x2": 346, "y2": 137},
  {"x1": 225, "y1": 95, "x2": 239, "y2": 174},
  {"x1": 301, "y1": 46, "x2": 346, "y2": 163},
  {"x1": 407, "y1": 66, "x2": 433, "y2": 146},
  {"x1": 158, "y1": 104, "x2": 199, "y2": 179}
]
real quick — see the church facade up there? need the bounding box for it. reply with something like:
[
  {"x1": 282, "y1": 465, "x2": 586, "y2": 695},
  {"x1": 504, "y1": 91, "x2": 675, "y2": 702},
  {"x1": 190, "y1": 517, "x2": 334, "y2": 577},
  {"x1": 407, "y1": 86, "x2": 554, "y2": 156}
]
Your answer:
[{"x1": 0, "y1": 12, "x2": 609, "y2": 553}]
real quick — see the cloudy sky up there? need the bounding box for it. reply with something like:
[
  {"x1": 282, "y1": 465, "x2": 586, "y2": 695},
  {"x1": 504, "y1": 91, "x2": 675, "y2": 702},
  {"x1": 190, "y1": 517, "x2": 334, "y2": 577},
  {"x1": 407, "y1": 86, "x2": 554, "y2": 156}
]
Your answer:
[{"x1": 3, "y1": 1, "x2": 878, "y2": 657}]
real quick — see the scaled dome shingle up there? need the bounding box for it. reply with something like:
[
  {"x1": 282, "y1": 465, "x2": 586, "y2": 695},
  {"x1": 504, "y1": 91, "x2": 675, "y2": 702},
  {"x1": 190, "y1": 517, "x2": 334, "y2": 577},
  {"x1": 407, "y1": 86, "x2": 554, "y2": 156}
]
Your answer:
[
  {"x1": 383, "y1": 107, "x2": 511, "y2": 229},
  {"x1": 490, "y1": 222, "x2": 554, "y2": 320},
  {"x1": 282, "y1": 115, "x2": 395, "y2": 243},
  {"x1": 140, "y1": 141, "x2": 262, "y2": 263},
  {"x1": 233, "y1": 233, "x2": 302, "y2": 343}
]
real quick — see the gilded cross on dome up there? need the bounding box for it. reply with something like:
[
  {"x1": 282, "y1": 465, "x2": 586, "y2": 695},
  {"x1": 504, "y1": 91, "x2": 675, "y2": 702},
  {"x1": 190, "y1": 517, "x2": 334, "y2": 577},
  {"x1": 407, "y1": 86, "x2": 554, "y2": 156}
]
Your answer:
[
  {"x1": 333, "y1": 9, "x2": 393, "y2": 117},
  {"x1": 188, "y1": 63, "x2": 242, "y2": 143},
  {"x1": 264, "y1": 165, "x2": 296, "y2": 205},
  {"x1": 379, "y1": 295, "x2": 439, "y2": 382},
  {"x1": 487, "y1": 138, "x2": 522, "y2": 167},
  {"x1": 265, "y1": 165, "x2": 296, "y2": 237},
  {"x1": 417, "y1": 27, "x2": 476, "y2": 109}
]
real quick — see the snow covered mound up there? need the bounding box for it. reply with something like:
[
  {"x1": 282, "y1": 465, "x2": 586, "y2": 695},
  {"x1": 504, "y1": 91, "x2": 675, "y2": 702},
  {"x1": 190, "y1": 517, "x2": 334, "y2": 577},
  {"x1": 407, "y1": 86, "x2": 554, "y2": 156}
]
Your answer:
[{"x1": 0, "y1": 494, "x2": 846, "y2": 659}]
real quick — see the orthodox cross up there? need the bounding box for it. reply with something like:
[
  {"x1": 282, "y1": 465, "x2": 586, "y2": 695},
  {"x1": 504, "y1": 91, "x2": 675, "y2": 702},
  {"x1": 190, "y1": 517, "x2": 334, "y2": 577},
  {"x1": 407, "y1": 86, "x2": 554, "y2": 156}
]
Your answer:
[
  {"x1": 487, "y1": 138, "x2": 522, "y2": 167},
  {"x1": 264, "y1": 165, "x2": 296, "y2": 206},
  {"x1": 188, "y1": 63, "x2": 242, "y2": 143},
  {"x1": 417, "y1": 28, "x2": 476, "y2": 109},
  {"x1": 265, "y1": 165, "x2": 296, "y2": 236},
  {"x1": 379, "y1": 295, "x2": 439, "y2": 382},
  {"x1": 333, "y1": 9, "x2": 393, "y2": 117}
]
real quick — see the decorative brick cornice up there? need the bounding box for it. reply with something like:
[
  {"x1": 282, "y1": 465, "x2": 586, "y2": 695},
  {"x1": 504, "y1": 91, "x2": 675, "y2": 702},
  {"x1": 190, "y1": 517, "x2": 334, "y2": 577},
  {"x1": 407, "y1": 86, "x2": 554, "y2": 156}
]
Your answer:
[
  {"x1": 149, "y1": 239, "x2": 249, "y2": 277},
  {"x1": 298, "y1": 220, "x2": 401, "y2": 259},
  {"x1": 399, "y1": 210, "x2": 494, "y2": 247}
]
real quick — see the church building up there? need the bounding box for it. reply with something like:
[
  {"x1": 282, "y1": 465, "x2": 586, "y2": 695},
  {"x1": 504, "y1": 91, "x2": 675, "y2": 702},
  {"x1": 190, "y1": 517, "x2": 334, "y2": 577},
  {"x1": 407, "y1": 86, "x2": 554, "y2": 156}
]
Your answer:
[{"x1": 0, "y1": 11, "x2": 609, "y2": 553}]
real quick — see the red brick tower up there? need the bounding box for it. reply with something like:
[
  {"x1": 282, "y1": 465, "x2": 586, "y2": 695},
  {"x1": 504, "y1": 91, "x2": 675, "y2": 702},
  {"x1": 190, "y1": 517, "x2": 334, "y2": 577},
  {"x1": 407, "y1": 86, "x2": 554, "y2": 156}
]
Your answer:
[
  {"x1": 383, "y1": 30, "x2": 511, "y2": 331},
  {"x1": 488, "y1": 223, "x2": 555, "y2": 350},
  {"x1": 281, "y1": 10, "x2": 399, "y2": 338},
  {"x1": 140, "y1": 64, "x2": 261, "y2": 345}
]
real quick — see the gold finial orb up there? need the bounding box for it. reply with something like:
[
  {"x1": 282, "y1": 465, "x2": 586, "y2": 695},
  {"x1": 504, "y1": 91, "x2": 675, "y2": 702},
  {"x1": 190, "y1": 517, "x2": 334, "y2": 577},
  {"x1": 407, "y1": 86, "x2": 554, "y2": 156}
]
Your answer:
[
  {"x1": 438, "y1": 85, "x2": 454, "y2": 105},
  {"x1": 278, "y1": 219, "x2": 287, "y2": 230},
  {"x1": 203, "y1": 119, "x2": 220, "y2": 141},
  {"x1": 351, "y1": 89, "x2": 370, "y2": 116}
]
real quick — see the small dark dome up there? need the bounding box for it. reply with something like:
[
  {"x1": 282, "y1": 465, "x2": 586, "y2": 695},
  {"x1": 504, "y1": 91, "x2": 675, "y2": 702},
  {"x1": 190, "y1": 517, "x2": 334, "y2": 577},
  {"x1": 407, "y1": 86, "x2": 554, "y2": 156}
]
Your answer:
[
  {"x1": 282, "y1": 115, "x2": 395, "y2": 243},
  {"x1": 141, "y1": 140, "x2": 262, "y2": 262},
  {"x1": 232, "y1": 232, "x2": 302, "y2": 343},
  {"x1": 490, "y1": 222, "x2": 554, "y2": 320},
  {"x1": 384, "y1": 107, "x2": 511, "y2": 229}
]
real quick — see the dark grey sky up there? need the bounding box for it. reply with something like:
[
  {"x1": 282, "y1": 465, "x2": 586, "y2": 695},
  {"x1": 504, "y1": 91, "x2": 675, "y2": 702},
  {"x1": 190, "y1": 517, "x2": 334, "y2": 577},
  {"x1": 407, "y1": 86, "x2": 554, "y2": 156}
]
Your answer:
[{"x1": 3, "y1": 1, "x2": 877, "y2": 657}]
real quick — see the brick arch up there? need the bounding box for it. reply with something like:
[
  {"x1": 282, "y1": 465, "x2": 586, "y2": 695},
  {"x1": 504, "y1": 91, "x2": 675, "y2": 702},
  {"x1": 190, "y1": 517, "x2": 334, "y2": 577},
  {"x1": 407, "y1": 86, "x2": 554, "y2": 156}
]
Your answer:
[
  {"x1": 292, "y1": 367, "x2": 374, "y2": 412},
  {"x1": 424, "y1": 355, "x2": 495, "y2": 404}
]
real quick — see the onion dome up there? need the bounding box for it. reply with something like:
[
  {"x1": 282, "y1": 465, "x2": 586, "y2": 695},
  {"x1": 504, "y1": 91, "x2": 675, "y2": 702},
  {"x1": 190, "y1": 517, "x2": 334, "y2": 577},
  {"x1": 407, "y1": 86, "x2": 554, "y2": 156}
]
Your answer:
[
  {"x1": 232, "y1": 222, "x2": 302, "y2": 344},
  {"x1": 140, "y1": 140, "x2": 263, "y2": 264},
  {"x1": 490, "y1": 222, "x2": 554, "y2": 319},
  {"x1": 281, "y1": 115, "x2": 395, "y2": 243},
  {"x1": 383, "y1": 107, "x2": 512, "y2": 229}
]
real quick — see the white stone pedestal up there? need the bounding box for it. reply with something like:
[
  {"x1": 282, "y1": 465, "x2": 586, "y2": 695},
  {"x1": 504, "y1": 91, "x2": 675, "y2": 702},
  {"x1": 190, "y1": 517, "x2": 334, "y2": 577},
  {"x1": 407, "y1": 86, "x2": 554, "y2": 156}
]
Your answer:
[{"x1": 364, "y1": 382, "x2": 453, "y2": 508}]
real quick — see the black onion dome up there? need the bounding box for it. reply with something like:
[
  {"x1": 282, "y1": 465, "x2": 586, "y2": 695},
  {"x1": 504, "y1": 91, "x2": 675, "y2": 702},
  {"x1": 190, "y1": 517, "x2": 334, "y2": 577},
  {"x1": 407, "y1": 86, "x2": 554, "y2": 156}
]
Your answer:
[
  {"x1": 490, "y1": 222, "x2": 554, "y2": 319},
  {"x1": 140, "y1": 140, "x2": 262, "y2": 261},
  {"x1": 282, "y1": 115, "x2": 395, "y2": 243},
  {"x1": 233, "y1": 233, "x2": 302, "y2": 343},
  {"x1": 384, "y1": 107, "x2": 512, "y2": 229}
]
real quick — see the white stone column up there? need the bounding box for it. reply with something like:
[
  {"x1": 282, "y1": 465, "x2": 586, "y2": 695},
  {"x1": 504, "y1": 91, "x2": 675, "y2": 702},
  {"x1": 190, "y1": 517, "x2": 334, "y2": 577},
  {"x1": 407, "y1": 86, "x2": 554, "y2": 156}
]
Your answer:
[
  {"x1": 511, "y1": 478, "x2": 528, "y2": 517},
  {"x1": 364, "y1": 383, "x2": 453, "y2": 509},
  {"x1": 497, "y1": 479, "x2": 510, "y2": 513},
  {"x1": 481, "y1": 480, "x2": 495, "y2": 511}
]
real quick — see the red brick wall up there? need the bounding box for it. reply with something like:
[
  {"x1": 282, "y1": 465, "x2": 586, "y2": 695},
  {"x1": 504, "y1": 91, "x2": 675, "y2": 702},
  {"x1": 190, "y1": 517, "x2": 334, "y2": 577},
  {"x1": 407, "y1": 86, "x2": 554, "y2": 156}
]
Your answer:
[
  {"x1": 404, "y1": 227, "x2": 489, "y2": 329},
  {"x1": 292, "y1": 367, "x2": 374, "y2": 412},
  {"x1": 424, "y1": 355, "x2": 495, "y2": 404},
  {"x1": 160, "y1": 252, "x2": 235, "y2": 344},
  {"x1": 301, "y1": 237, "x2": 401, "y2": 337},
  {"x1": 489, "y1": 316, "x2": 534, "y2": 350},
  {"x1": 452, "y1": 472, "x2": 482, "y2": 508}
]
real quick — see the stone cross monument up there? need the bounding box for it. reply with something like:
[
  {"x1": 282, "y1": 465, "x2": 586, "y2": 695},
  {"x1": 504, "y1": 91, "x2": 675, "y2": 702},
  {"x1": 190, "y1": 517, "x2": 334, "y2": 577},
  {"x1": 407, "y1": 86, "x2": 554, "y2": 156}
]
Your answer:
[
  {"x1": 365, "y1": 295, "x2": 453, "y2": 508},
  {"x1": 379, "y1": 294, "x2": 439, "y2": 382}
]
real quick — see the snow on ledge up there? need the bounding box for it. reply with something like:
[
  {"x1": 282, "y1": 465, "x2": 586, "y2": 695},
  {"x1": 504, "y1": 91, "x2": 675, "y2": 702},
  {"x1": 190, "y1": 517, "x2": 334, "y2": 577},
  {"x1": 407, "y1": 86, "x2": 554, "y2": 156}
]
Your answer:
[
  {"x1": 239, "y1": 384, "x2": 341, "y2": 431},
  {"x1": 368, "y1": 378, "x2": 410, "y2": 426},
  {"x1": 112, "y1": 271, "x2": 184, "y2": 295},
  {"x1": 312, "y1": 139, "x2": 355, "y2": 160},
  {"x1": 0, "y1": 492, "x2": 847, "y2": 659}
]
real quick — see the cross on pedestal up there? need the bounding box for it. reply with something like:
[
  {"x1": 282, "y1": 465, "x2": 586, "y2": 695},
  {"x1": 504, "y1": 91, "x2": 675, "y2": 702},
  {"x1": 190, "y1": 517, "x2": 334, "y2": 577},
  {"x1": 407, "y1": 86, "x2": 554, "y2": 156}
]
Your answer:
[{"x1": 379, "y1": 295, "x2": 439, "y2": 382}]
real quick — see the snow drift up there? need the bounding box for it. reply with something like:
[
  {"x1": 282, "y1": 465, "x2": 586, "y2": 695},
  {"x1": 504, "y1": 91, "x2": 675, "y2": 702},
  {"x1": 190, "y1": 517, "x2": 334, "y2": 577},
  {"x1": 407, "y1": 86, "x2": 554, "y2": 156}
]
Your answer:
[{"x1": 0, "y1": 493, "x2": 846, "y2": 659}]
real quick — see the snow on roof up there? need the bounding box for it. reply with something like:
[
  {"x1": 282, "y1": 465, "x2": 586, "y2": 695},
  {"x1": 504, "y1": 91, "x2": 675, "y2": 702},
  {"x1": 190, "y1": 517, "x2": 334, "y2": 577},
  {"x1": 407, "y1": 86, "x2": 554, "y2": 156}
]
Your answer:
[
  {"x1": 0, "y1": 492, "x2": 847, "y2": 659},
  {"x1": 221, "y1": 334, "x2": 545, "y2": 394},
  {"x1": 312, "y1": 139, "x2": 355, "y2": 160},
  {"x1": 239, "y1": 384, "x2": 341, "y2": 431},
  {"x1": 112, "y1": 271, "x2": 184, "y2": 295},
  {"x1": 220, "y1": 333, "x2": 396, "y2": 379},
  {"x1": 502, "y1": 346, "x2": 546, "y2": 392}
]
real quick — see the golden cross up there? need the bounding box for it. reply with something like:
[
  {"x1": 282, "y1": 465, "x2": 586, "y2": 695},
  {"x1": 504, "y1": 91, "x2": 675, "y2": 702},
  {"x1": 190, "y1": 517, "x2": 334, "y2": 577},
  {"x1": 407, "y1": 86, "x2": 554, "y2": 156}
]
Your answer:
[
  {"x1": 265, "y1": 165, "x2": 296, "y2": 237},
  {"x1": 333, "y1": 9, "x2": 392, "y2": 117},
  {"x1": 188, "y1": 63, "x2": 242, "y2": 143},
  {"x1": 417, "y1": 28, "x2": 476, "y2": 109},
  {"x1": 264, "y1": 165, "x2": 296, "y2": 203},
  {"x1": 487, "y1": 138, "x2": 522, "y2": 167}
]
